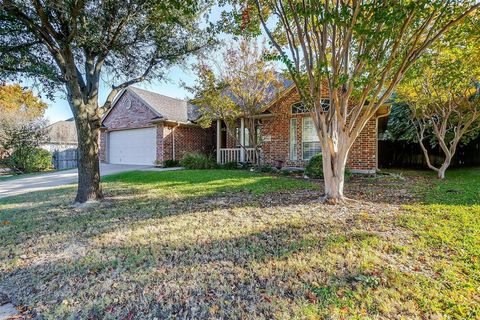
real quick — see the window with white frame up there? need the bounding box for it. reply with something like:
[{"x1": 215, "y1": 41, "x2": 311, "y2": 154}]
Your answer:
[
  {"x1": 302, "y1": 117, "x2": 321, "y2": 160},
  {"x1": 290, "y1": 118, "x2": 297, "y2": 160}
]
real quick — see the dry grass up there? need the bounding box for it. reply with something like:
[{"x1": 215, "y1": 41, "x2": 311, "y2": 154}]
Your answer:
[{"x1": 0, "y1": 169, "x2": 478, "y2": 319}]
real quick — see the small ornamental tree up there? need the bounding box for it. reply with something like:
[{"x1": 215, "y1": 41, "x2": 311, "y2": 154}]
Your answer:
[
  {"x1": 0, "y1": 0, "x2": 215, "y2": 203},
  {"x1": 0, "y1": 84, "x2": 47, "y2": 119},
  {"x1": 397, "y1": 20, "x2": 480, "y2": 179},
  {"x1": 188, "y1": 38, "x2": 282, "y2": 166},
  {"x1": 234, "y1": 0, "x2": 479, "y2": 203}
]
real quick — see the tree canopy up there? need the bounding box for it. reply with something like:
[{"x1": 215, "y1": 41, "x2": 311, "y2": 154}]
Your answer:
[
  {"x1": 396, "y1": 16, "x2": 480, "y2": 178},
  {"x1": 0, "y1": 0, "x2": 216, "y2": 202},
  {"x1": 187, "y1": 38, "x2": 282, "y2": 164},
  {"x1": 228, "y1": 0, "x2": 479, "y2": 202},
  {"x1": 0, "y1": 83, "x2": 47, "y2": 119}
]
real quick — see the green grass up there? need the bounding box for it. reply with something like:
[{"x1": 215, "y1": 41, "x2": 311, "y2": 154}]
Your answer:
[
  {"x1": 102, "y1": 169, "x2": 315, "y2": 197},
  {"x1": 395, "y1": 167, "x2": 480, "y2": 319},
  {"x1": 0, "y1": 168, "x2": 479, "y2": 319}
]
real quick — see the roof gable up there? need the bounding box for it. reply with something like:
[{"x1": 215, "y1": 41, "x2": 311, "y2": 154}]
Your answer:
[
  {"x1": 128, "y1": 87, "x2": 195, "y2": 123},
  {"x1": 102, "y1": 87, "x2": 201, "y2": 125}
]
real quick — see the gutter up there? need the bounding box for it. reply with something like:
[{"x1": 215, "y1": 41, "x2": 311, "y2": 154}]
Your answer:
[{"x1": 150, "y1": 118, "x2": 199, "y2": 127}]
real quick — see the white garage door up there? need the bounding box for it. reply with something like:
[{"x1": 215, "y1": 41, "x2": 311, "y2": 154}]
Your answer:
[{"x1": 109, "y1": 127, "x2": 157, "y2": 165}]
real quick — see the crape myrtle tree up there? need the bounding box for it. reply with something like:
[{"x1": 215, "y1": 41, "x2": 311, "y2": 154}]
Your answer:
[
  {"x1": 231, "y1": 0, "x2": 480, "y2": 203},
  {"x1": 396, "y1": 18, "x2": 480, "y2": 179},
  {"x1": 0, "y1": 0, "x2": 215, "y2": 203},
  {"x1": 187, "y1": 38, "x2": 282, "y2": 166}
]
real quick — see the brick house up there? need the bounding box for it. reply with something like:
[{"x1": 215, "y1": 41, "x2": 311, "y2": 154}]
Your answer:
[{"x1": 100, "y1": 86, "x2": 389, "y2": 173}]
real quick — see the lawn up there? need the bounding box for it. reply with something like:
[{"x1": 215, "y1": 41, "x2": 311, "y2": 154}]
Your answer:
[{"x1": 0, "y1": 168, "x2": 479, "y2": 319}]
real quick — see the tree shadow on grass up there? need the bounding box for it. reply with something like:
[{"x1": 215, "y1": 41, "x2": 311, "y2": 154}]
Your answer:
[
  {"x1": 2, "y1": 168, "x2": 479, "y2": 318},
  {"x1": 1, "y1": 216, "x2": 396, "y2": 319},
  {"x1": 0, "y1": 169, "x2": 436, "y2": 318}
]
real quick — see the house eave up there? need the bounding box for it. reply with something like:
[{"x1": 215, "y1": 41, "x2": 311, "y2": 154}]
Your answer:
[{"x1": 150, "y1": 118, "x2": 200, "y2": 127}]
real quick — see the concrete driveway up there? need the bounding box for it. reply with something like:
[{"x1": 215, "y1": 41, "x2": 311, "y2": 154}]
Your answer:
[{"x1": 0, "y1": 164, "x2": 152, "y2": 200}]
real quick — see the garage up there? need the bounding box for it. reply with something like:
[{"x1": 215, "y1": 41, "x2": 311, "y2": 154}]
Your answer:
[{"x1": 108, "y1": 127, "x2": 157, "y2": 165}]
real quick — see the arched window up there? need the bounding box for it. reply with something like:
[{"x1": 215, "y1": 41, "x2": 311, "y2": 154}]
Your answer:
[
  {"x1": 291, "y1": 102, "x2": 309, "y2": 114},
  {"x1": 291, "y1": 99, "x2": 330, "y2": 114}
]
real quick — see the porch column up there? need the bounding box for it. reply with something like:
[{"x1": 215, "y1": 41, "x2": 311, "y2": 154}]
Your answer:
[
  {"x1": 240, "y1": 117, "x2": 245, "y2": 162},
  {"x1": 216, "y1": 119, "x2": 221, "y2": 163}
]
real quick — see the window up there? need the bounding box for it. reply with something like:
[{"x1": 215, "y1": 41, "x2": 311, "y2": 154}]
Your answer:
[
  {"x1": 291, "y1": 102, "x2": 309, "y2": 114},
  {"x1": 320, "y1": 99, "x2": 330, "y2": 112},
  {"x1": 290, "y1": 118, "x2": 297, "y2": 160},
  {"x1": 302, "y1": 117, "x2": 321, "y2": 160},
  {"x1": 235, "y1": 126, "x2": 260, "y2": 147},
  {"x1": 292, "y1": 99, "x2": 330, "y2": 114},
  {"x1": 235, "y1": 127, "x2": 249, "y2": 146}
]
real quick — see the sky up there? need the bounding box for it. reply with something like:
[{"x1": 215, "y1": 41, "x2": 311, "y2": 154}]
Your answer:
[
  {"x1": 40, "y1": 5, "x2": 231, "y2": 123},
  {"x1": 43, "y1": 65, "x2": 198, "y2": 123}
]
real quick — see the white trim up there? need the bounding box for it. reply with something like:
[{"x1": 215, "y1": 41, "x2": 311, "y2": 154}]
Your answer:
[
  {"x1": 240, "y1": 118, "x2": 245, "y2": 162},
  {"x1": 105, "y1": 125, "x2": 156, "y2": 132},
  {"x1": 289, "y1": 118, "x2": 297, "y2": 160},
  {"x1": 216, "y1": 119, "x2": 221, "y2": 163}
]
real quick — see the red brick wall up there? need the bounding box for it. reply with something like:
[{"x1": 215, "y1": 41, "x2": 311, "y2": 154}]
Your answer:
[
  {"x1": 236, "y1": 88, "x2": 378, "y2": 172},
  {"x1": 99, "y1": 90, "x2": 162, "y2": 163},
  {"x1": 347, "y1": 119, "x2": 377, "y2": 171},
  {"x1": 163, "y1": 125, "x2": 212, "y2": 162},
  {"x1": 99, "y1": 130, "x2": 107, "y2": 162},
  {"x1": 102, "y1": 91, "x2": 158, "y2": 130}
]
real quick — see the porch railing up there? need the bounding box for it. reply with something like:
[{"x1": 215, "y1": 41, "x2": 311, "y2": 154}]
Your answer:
[{"x1": 219, "y1": 148, "x2": 258, "y2": 164}]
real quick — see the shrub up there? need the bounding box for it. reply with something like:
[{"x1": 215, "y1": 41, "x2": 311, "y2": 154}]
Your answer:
[
  {"x1": 163, "y1": 159, "x2": 179, "y2": 168},
  {"x1": 238, "y1": 161, "x2": 252, "y2": 170},
  {"x1": 305, "y1": 153, "x2": 323, "y2": 178},
  {"x1": 256, "y1": 163, "x2": 275, "y2": 173},
  {"x1": 9, "y1": 147, "x2": 52, "y2": 173},
  {"x1": 221, "y1": 161, "x2": 238, "y2": 170},
  {"x1": 305, "y1": 153, "x2": 352, "y2": 180},
  {"x1": 344, "y1": 168, "x2": 352, "y2": 182},
  {"x1": 280, "y1": 167, "x2": 304, "y2": 176},
  {"x1": 179, "y1": 153, "x2": 218, "y2": 169}
]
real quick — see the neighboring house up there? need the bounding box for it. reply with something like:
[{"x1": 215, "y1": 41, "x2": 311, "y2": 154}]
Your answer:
[
  {"x1": 99, "y1": 86, "x2": 390, "y2": 173},
  {"x1": 43, "y1": 118, "x2": 78, "y2": 152}
]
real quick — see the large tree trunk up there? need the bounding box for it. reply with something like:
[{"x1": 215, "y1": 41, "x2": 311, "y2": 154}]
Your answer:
[
  {"x1": 73, "y1": 107, "x2": 103, "y2": 203},
  {"x1": 321, "y1": 145, "x2": 348, "y2": 203}
]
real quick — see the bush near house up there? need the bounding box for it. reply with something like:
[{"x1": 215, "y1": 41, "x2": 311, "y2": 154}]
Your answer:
[
  {"x1": 163, "y1": 159, "x2": 179, "y2": 168},
  {"x1": 221, "y1": 161, "x2": 239, "y2": 170},
  {"x1": 305, "y1": 153, "x2": 323, "y2": 178},
  {"x1": 8, "y1": 147, "x2": 52, "y2": 173},
  {"x1": 179, "y1": 153, "x2": 218, "y2": 169},
  {"x1": 305, "y1": 153, "x2": 352, "y2": 180}
]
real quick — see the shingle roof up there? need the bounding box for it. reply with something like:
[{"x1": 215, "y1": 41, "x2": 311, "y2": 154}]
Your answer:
[
  {"x1": 128, "y1": 87, "x2": 197, "y2": 123},
  {"x1": 124, "y1": 76, "x2": 293, "y2": 123}
]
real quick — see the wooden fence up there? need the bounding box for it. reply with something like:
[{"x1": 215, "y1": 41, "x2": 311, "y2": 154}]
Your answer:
[
  {"x1": 52, "y1": 148, "x2": 78, "y2": 170},
  {"x1": 378, "y1": 136, "x2": 480, "y2": 169}
]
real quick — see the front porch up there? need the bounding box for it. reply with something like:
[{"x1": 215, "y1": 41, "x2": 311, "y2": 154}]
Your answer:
[
  {"x1": 215, "y1": 118, "x2": 260, "y2": 164},
  {"x1": 218, "y1": 147, "x2": 258, "y2": 164}
]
